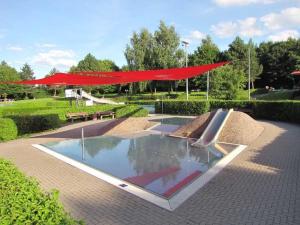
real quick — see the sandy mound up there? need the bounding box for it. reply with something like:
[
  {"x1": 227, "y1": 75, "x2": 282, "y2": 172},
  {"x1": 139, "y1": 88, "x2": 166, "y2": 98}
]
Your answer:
[
  {"x1": 218, "y1": 111, "x2": 264, "y2": 145},
  {"x1": 102, "y1": 117, "x2": 157, "y2": 136},
  {"x1": 170, "y1": 111, "x2": 216, "y2": 138}
]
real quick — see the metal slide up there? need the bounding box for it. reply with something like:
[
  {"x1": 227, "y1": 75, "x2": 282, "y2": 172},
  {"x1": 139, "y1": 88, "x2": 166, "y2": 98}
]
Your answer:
[
  {"x1": 80, "y1": 90, "x2": 124, "y2": 105},
  {"x1": 192, "y1": 108, "x2": 233, "y2": 147}
]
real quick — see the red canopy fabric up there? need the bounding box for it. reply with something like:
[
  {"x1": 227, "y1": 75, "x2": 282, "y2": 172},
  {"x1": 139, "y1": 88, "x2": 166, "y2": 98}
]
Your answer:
[
  {"x1": 291, "y1": 71, "x2": 300, "y2": 76},
  {"x1": 11, "y1": 62, "x2": 228, "y2": 86}
]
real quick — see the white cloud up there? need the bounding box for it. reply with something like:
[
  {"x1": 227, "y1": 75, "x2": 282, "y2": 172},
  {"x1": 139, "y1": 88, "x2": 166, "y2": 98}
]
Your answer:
[
  {"x1": 33, "y1": 49, "x2": 76, "y2": 69},
  {"x1": 189, "y1": 30, "x2": 206, "y2": 41},
  {"x1": 183, "y1": 30, "x2": 206, "y2": 44},
  {"x1": 268, "y1": 30, "x2": 300, "y2": 42},
  {"x1": 211, "y1": 21, "x2": 237, "y2": 38},
  {"x1": 261, "y1": 7, "x2": 300, "y2": 30},
  {"x1": 36, "y1": 43, "x2": 57, "y2": 48},
  {"x1": 214, "y1": 0, "x2": 277, "y2": 7},
  {"x1": 238, "y1": 17, "x2": 263, "y2": 37},
  {"x1": 211, "y1": 18, "x2": 263, "y2": 38},
  {"x1": 7, "y1": 46, "x2": 23, "y2": 51}
]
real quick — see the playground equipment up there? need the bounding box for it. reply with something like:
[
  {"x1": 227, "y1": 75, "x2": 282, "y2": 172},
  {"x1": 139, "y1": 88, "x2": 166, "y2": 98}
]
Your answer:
[
  {"x1": 65, "y1": 89, "x2": 123, "y2": 105},
  {"x1": 192, "y1": 109, "x2": 233, "y2": 148}
]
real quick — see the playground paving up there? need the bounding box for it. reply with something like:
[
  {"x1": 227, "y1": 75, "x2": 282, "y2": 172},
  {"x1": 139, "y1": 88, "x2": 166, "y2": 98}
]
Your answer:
[{"x1": 0, "y1": 119, "x2": 300, "y2": 225}]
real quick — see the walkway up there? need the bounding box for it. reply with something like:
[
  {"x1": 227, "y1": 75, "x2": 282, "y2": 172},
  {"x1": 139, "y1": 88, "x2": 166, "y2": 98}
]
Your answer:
[{"x1": 0, "y1": 120, "x2": 299, "y2": 225}]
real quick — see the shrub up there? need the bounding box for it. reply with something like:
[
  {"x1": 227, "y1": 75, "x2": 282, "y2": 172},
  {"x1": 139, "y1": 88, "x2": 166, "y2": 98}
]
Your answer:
[
  {"x1": 0, "y1": 118, "x2": 18, "y2": 141},
  {"x1": 0, "y1": 158, "x2": 81, "y2": 224},
  {"x1": 155, "y1": 101, "x2": 209, "y2": 115},
  {"x1": 154, "y1": 100, "x2": 300, "y2": 124},
  {"x1": 115, "y1": 105, "x2": 148, "y2": 118},
  {"x1": 8, "y1": 114, "x2": 61, "y2": 135},
  {"x1": 209, "y1": 100, "x2": 253, "y2": 110},
  {"x1": 253, "y1": 101, "x2": 300, "y2": 123}
]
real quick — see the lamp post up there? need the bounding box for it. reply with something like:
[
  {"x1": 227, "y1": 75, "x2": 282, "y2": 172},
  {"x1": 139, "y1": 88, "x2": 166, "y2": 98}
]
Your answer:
[
  {"x1": 206, "y1": 71, "x2": 210, "y2": 101},
  {"x1": 182, "y1": 40, "x2": 189, "y2": 101},
  {"x1": 248, "y1": 46, "x2": 251, "y2": 100}
]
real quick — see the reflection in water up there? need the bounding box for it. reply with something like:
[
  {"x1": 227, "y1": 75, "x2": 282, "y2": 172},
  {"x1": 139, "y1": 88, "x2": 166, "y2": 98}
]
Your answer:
[
  {"x1": 82, "y1": 137, "x2": 123, "y2": 158},
  {"x1": 42, "y1": 134, "x2": 235, "y2": 198}
]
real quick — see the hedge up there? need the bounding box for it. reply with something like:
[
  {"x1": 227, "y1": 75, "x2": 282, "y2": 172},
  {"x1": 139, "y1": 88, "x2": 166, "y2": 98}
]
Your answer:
[
  {"x1": 115, "y1": 105, "x2": 148, "y2": 118},
  {"x1": 0, "y1": 158, "x2": 82, "y2": 224},
  {"x1": 253, "y1": 101, "x2": 300, "y2": 123},
  {"x1": 155, "y1": 101, "x2": 209, "y2": 115},
  {"x1": 0, "y1": 118, "x2": 18, "y2": 141},
  {"x1": 154, "y1": 100, "x2": 300, "y2": 124},
  {"x1": 8, "y1": 114, "x2": 61, "y2": 135}
]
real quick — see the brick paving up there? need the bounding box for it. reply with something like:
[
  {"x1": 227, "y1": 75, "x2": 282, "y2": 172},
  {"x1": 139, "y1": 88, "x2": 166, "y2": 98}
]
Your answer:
[{"x1": 0, "y1": 120, "x2": 299, "y2": 225}]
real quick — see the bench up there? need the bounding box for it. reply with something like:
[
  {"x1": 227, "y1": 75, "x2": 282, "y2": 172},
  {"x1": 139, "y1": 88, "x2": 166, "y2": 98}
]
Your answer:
[
  {"x1": 96, "y1": 111, "x2": 115, "y2": 120},
  {"x1": 66, "y1": 112, "x2": 94, "y2": 123}
]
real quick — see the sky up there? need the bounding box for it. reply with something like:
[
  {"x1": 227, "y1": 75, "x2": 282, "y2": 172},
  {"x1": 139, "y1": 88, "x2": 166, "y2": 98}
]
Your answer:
[{"x1": 1, "y1": 0, "x2": 300, "y2": 78}]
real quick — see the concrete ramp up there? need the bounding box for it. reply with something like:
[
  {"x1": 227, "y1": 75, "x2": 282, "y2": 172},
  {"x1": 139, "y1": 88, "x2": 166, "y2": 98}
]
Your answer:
[{"x1": 193, "y1": 109, "x2": 233, "y2": 147}]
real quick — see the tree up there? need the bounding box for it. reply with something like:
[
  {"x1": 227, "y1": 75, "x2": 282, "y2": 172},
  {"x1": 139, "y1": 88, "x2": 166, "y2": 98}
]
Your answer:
[
  {"x1": 210, "y1": 65, "x2": 246, "y2": 100},
  {"x1": 75, "y1": 53, "x2": 100, "y2": 72},
  {"x1": 125, "y1": 28, "x2": 153, "y2": 93},
  {"x1": 19, "y1": 63, "x2": 34, "y2": 80},
  {"x1": 188, "y1": 36, "x2": 220, "y2": 90},
  {"x1": 225, "y1": 37, "x2": 263, "y2": 89},
  {"x1": 0, "y1": 61, "x2": 24, "y2": 98},
  {"x1": 124, "y1": 21, "x2": 184, "y2": 93},
  {"x1": 45, "y1": 68, "x2": 60, "y2": 96},
  {"x1": 257, "y1": 38, "x2": 300, "y2": 88},
  {"x1": 225, "y1": 37, "x2": 249, "y2": 72},
  {"x1": 96, "y1": 60, "x2": 120, "y2": 94},
  {"x1": 248, "y1": 39, "x2": 263, "y2": 89}
]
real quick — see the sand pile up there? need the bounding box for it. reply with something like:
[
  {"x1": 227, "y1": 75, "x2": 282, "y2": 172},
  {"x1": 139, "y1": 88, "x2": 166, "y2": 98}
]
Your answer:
[
  {"x1": 102, "y1": 117, "x2": 157, "y2": 136},
  {"x1": 218, "y1": 111, "x2": 264, "y2": 145},
  {"x1": 170, "y1": 111, "x2": 216, "y2": 138}
]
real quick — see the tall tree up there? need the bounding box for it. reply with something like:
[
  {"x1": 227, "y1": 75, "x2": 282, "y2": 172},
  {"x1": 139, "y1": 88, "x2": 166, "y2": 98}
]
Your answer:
[
  {"x1": 75, "y1": 53, "x2": 100, "y2": 72},
  {"x1": 125, "y1": 21, "x2": 184, "y2": 93},
  {"x1": 225, "y1": 36, "x2": 249, "y2": 72},
  {"x1": 257, "y1": 38, "x2": 300, "y2": 88},
  {"x1": 125, "y1": 28, "x2": 153, "y2": 93},
  {"x1": 188, "y1": 36, "x2": 220, "y2": 90},
  {"x1": 19, "y1": 63, "x2": 34, "y2": 80},
  {"x1": 248, "y1": 39, "x2": 263, "y2": 89}
]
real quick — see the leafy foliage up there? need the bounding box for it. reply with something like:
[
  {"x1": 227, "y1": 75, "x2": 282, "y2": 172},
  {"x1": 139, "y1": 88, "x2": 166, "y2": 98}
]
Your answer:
[
  {"x1": 0, "y1": 118, "x2": 18, "y2": 141},
  {"x1": 154, "y1": 99, "x2": 300, "y2": 124},
  {"x1": 19, "y1": 63, "x2": 34, "y2": 80},
  {"x1": 0, "y1": 158, "x2": 82, "y2": 224},
  {"x1": 188, "y1": 36, "x2": 221, "y2": 90},
  {"x1": 257, "y1": 38, "x2": 300, "y2": 88},
  {"x1": 210, "y1": 65, "x2": 246, "y2": 99}
]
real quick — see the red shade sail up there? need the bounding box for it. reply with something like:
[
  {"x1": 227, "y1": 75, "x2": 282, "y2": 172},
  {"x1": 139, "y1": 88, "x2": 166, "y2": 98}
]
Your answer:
[
  {"x1": 10, "y1": 62, "x2": 228, "y2": 86},
  {"x1": 291, "y1": 71, "x2": 300, "y2": 76}
]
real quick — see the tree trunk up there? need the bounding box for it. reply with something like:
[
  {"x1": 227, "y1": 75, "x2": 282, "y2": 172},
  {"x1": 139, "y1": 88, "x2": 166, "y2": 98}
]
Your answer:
[{"x1": 251, "y1": 81, "x2": 255, "y2": 89}]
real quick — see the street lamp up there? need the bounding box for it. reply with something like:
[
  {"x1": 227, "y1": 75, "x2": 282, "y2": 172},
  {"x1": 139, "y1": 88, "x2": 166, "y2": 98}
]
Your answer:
[
  {"x1": 248, "y1": 46, "x2": 251, "y2": 100},
  {"x1": 182, "y1": 40, "x2": 189, "y2": 101}
]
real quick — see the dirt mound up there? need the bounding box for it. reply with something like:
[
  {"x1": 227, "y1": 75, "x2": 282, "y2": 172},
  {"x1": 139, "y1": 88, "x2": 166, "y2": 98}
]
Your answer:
[
  {"x1": 170, "y1": 111, "x2": 216, "y2": 138},
  {"x1": 102, "y1": 117, "x2": 156, "y2": 136},
  {"x1": 218, "y1": 111, "x2": 264, "y2": 145}
]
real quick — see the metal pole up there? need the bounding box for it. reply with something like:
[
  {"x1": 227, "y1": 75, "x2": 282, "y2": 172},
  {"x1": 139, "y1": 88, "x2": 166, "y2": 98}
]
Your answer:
[
  {"x1": 185, "y1": 45, "x2": 189, "y2": 101},
  {"x1": 81, "y1": 128, "x2": 85, "y2": 161},
  {"x1": 206, "y1": 71, "x2": 210, "y2": 101},
  {"x1": 248, "y1": 47, "x2": 251, "y2": 100}
]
